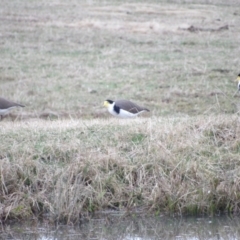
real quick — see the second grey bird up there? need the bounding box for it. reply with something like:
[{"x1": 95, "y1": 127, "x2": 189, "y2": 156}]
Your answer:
[{"x1": 0, "y1": 97, "x2": 25, "y2": 120}]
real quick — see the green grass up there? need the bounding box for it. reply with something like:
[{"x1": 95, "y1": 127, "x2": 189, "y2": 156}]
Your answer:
[{"x1": 0, "y1": 0, "x2": 240, "y2": 118}]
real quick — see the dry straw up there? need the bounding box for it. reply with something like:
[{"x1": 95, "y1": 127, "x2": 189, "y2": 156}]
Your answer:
[{"x1": 0, "y1": 116, "x2": 240, "y2": 222}]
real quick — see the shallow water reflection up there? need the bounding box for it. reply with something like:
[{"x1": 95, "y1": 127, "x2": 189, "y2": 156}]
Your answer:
[{"x1": 1, "y1": 215, "x2": 240, "y2": 240}]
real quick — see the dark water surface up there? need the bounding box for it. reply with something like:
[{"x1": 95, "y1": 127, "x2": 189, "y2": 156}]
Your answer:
[{"x1": 1, "y1": 214, "x2": 240, "y2": 240}]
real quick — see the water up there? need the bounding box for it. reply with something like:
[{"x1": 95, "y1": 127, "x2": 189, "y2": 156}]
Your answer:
[{"x1": 1, "y1": 215, "x2": 240, "y2": 240}]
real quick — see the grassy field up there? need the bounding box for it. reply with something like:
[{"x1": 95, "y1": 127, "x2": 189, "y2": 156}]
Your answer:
[
  {"x1": 0, "y1": 0, "x2": 240, "y2": 222},
  {"x1": 1, "y1": 0, "x2": 240, "y2": 118}
]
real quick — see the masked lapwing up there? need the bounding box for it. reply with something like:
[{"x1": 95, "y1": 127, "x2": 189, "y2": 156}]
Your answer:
[
  {"x1": 236, "y1": 73, "x2": 240, "y2": 92},
  {"x1": 0, "y1": 97, "x2": 25, "y2": 120},
  {"x1": 104, "y1": 99, "x2": 150, "y2": 118}
]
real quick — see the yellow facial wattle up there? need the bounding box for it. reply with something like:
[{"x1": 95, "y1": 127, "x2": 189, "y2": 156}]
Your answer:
[{"x1": 103, "y1": 101, "x2": 109, "y2": 107}]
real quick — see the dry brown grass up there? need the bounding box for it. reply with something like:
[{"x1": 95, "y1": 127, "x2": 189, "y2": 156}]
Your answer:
[{"x1": 0, "y1": 115, "x2": 240, "y2": 222}]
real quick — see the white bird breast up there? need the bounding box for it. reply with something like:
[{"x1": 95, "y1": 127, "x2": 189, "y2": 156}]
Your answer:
[
  {"x1": 0, "y1": 106, "x2": 17, "y2": 115},
  {"x1": 108, "y1": 103, "x2": 140, "y2": 118}
]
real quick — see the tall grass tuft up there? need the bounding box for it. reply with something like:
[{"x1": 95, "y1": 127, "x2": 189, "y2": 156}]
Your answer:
[{"x1": 0, "y1": 116, "x2": 240, "y2": 222}]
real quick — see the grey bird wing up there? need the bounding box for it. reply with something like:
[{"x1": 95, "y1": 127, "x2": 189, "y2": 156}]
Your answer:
[
  {"x1": 115, "y1": 100, "x2": 149, "y2": 114},
  {"x1": 0, "y1": 97, "x2": 25, "y2": 109}
]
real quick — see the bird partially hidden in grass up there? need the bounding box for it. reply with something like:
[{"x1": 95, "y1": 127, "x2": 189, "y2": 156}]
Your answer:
[
  {"x1": 104, "y1": 99, "x2": 150, "y2": 118},
  {"x1": 0, "y1": 97, "x2": 25, "y2": 120},
  {"x1": 236, "y1": 73, "x2": 240, "y2": 92}
]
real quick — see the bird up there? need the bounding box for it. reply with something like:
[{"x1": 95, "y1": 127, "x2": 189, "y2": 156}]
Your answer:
[
  {"x1": 103, "y1": 99, "x2": 150, "y2": 118},
  {"x1": 0, "y1": 97, "x2": 25, "y2": 120},
  {"x1": 236, "y1": 73, "x2": 240, "y2": 91}
]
